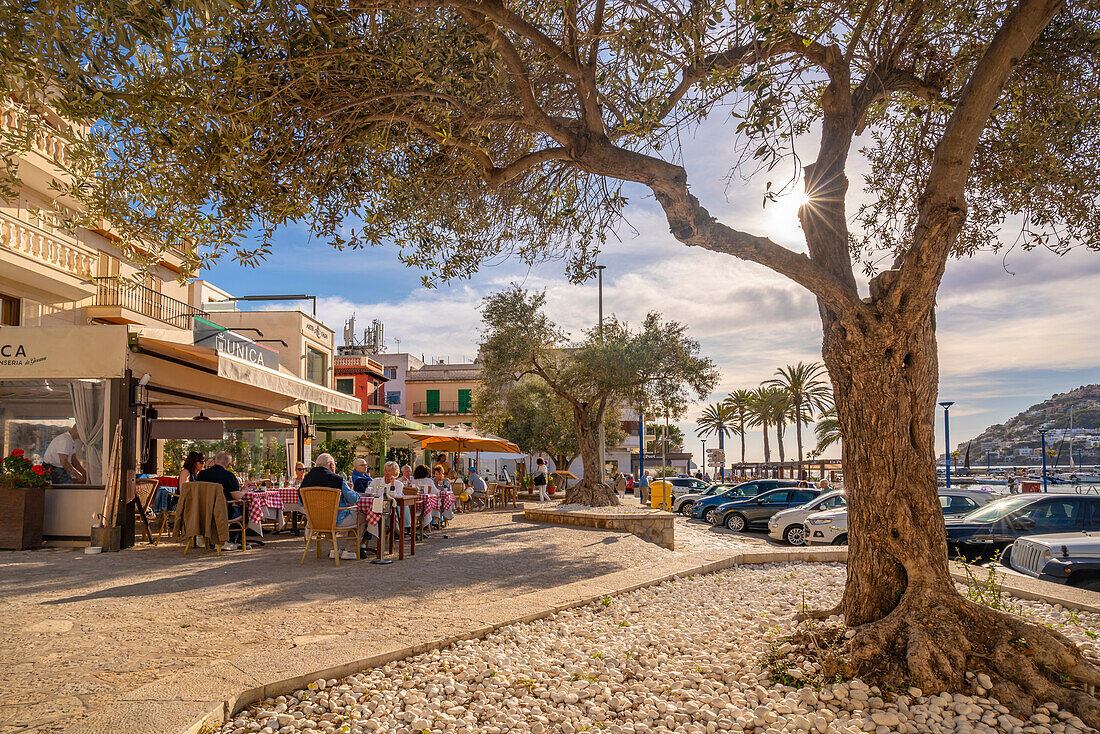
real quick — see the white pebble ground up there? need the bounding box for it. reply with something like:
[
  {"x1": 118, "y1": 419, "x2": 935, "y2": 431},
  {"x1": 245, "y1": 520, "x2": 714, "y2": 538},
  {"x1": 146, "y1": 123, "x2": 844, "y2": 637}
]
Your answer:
[{"x1": 222, "y1": 563, "x2": 1100, "y2": 734}]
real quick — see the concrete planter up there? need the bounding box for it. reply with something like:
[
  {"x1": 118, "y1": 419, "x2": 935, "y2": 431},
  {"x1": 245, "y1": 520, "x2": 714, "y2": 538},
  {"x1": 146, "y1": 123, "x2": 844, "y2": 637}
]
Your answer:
[
  {"x1": 524, "y1": 506, "x2": 676, "y2": 549},
  {"x1": 0, "y1": 485, "x2": 45, "y2": 549}
]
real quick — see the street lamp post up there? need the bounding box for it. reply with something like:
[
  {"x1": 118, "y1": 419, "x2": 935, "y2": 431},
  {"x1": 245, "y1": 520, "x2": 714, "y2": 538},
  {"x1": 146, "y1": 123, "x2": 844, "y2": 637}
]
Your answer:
[
  {"x1": 1040, "y1": 429, "x2": 1049, "y2": 492},
  {"x1": 701, "y1": 439, "x2": 706, "y2": 478},
  {"x1": 939, "y1": 401, "x2": 954, "y2": 488},
  {"x1": 596, "y1": 265, "x2": 606, "y2": 486}
]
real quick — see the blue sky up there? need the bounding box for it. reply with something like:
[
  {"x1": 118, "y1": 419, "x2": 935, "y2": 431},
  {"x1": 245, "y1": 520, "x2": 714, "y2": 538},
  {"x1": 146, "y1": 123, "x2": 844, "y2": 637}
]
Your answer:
[{"x1": 203, "y1": 118, "x2": 1100, "y2": 466}]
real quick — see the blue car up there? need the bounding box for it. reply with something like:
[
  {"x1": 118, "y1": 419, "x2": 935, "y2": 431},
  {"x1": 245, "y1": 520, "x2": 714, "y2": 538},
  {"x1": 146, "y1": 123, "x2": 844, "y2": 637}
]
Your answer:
[{"x1": 692, "y1": 479, "x2": 807, "y2": 523}]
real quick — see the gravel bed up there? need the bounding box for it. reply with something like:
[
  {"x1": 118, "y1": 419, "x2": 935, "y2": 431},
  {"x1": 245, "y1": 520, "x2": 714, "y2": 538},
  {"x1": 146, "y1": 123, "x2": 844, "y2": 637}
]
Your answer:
[{"x1": 222, "y1": 563, "x2": 1100, "y2": 734}]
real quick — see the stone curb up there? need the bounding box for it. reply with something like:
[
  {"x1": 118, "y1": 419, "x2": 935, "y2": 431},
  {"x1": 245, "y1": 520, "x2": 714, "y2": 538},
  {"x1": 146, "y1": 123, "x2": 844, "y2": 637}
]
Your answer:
[
  {"x1": 522, "y1": 507, "x2": 677, "y2": 550},
  {"x1": 62, "y1": 546, "x2": 848, "y2": 734},
  {"x1": 949, "y1": 561, "x2": 1100, "y2": 614}
]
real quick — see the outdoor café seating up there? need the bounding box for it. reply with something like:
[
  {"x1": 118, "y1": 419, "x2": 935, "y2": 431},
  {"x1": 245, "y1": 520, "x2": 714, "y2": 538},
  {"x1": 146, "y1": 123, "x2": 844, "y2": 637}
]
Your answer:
[
  {"x1": 175, "y1": 481, "x2": 247, "y2": 554},
  {"x1": 300, "y1": 486, "x2": 361, "y2": 565}
]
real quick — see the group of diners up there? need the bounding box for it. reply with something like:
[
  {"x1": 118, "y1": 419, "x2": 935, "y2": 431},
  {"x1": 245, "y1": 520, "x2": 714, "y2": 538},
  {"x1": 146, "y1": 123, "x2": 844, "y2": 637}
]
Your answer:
[{"x1": 163, "y1": 449, "x2": 464, "y2": 556}]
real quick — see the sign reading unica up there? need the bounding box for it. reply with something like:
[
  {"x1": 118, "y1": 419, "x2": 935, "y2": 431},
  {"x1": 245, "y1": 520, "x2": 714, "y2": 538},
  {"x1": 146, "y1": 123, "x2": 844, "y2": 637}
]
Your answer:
[
  {"x1": 0, "y1": 325, "x2": 127, "y2": 378},
  {"x1": 193, "y1": 317, "x2": 279, "y2": 370}
]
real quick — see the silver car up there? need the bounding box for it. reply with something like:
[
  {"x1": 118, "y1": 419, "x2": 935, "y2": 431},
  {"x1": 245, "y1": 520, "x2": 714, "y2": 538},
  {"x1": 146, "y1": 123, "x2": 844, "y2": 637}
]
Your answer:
[
  {"x1": 807, "y1": 489, "x2": 1002, "y2": 545},
  {"x1": 767, "y1": 490, "x2": 846, "y2": 545}
]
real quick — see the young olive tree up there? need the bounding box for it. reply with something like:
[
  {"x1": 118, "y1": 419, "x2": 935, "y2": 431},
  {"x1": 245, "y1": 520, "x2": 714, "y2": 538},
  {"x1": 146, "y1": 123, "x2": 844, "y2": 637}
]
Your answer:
[
  {"x1": 479, "y1": 286, "x2": 716, "y2": 505},
  {"x1": 8, "y1": 0, "x2": 1100, "y2": 717}
]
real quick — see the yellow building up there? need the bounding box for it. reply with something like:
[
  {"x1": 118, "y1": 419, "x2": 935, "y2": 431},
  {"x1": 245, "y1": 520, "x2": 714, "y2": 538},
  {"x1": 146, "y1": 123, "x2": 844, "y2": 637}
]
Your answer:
[{"x1": 404, "y1": 362, "x2": 482, "y2": 428}]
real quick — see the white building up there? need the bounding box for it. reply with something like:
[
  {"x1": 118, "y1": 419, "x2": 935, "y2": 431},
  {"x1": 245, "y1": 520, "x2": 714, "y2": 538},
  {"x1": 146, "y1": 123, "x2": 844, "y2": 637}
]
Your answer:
[{"x1": 366, "y1": 352, "x2": 425, "y2": 418}]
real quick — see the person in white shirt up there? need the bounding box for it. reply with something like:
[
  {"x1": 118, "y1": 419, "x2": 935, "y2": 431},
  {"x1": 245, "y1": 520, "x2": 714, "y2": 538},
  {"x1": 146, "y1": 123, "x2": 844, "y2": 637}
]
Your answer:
[
  {"x1": 43, "y1": 426, "x2": 86, "y2": 484},
  {"x1": 368, "y1": 460, "x2": 408, "y2": 537},
  {"x1": 533, "y1": 458, "x2": 550, "y2": 502}
]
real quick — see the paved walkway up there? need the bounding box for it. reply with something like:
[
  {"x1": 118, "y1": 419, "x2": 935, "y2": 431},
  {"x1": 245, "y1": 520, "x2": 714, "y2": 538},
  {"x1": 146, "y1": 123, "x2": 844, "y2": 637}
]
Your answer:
[{"x1": 0, "y1": 502, "x2": 778, "y2": 734}]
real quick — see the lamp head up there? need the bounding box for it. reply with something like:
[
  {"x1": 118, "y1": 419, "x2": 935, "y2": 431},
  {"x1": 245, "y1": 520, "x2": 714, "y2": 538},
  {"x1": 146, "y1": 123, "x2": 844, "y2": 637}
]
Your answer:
[{"x1": 938, "y1": 401, "x2": 955, "y2": 410}]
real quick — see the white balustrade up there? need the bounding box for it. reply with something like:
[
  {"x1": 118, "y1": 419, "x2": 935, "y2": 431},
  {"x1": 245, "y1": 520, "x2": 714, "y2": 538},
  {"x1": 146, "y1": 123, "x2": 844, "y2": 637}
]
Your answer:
[{"x1": 0, "y1": 211, "x2": 97, "y2": 279}]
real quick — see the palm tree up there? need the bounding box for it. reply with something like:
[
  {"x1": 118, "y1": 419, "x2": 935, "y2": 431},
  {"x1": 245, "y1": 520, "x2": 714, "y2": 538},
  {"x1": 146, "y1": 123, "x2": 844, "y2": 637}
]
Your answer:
[
  {"x1": 814, "y1": 406, "x2": 841, "y2": 454},
  {"x1": 748, "y1": 387, "x2": 776, "y2": 463},
  {"x1": 765, "y1": 362, "x2": 833, "y2": 473},
  {"x1": 696, "y1": 402, "x2": 736, "y2": 480},
  {"x1": 724, "y1": 389, "x2": 753, "y2": 466}
]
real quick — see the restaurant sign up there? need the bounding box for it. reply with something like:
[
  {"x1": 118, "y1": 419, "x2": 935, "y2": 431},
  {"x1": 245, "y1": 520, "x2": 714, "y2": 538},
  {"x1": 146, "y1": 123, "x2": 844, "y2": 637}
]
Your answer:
[
  {"x1": 0, "y1": 325, "x2": 128, "y2": 378},
  {"x1": 193, "y1": 317, "x2": 279, "y2": 370}
]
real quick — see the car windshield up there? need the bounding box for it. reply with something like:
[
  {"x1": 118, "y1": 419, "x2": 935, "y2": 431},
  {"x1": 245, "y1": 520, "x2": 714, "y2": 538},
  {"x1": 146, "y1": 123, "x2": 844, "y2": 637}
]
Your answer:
[
  {"x1": 962, "y1": 495, "x2": 1040, "y2": 523},
  {"x1": 721, "y1": 486, "x2": 747, "y2": 497}
]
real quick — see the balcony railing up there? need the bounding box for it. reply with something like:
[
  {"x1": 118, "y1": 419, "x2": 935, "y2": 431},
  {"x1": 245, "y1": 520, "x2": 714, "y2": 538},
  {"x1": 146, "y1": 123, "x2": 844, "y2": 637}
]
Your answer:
[
  {"x1": 0, "y1": 211, "x2": 97, "y2": 280},
  {"x1": 94, "y1": 277, "x2": 207, "y2": 329},
  {"x1": 1, "y1": 106, "x2": 71, "y2": 168},
  {"x1": 412, "y1": 401, "x2": 472, "y2": 416}
]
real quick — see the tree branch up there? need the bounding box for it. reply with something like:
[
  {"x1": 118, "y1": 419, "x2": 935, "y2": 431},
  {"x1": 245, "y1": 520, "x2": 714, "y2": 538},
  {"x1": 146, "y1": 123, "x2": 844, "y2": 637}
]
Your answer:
[
  {"x1": 484, "y1": 147, "x2": 570, "y2": 186},
  {"x1": 892, "y1": 0, "x2": 1064, "y2": 315}
]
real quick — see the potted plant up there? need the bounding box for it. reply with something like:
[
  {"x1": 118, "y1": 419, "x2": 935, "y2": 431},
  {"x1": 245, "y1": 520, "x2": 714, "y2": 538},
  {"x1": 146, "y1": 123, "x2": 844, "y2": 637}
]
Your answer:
[{"x1": 0, "y1": 449, "x2": 49, "y2": 549}]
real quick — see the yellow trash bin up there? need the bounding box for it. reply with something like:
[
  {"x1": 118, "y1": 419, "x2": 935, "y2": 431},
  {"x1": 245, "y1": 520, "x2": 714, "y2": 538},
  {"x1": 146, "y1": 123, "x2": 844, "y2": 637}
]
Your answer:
[{"x1": 649, "y1": 479, "x2": 671, "y2": 510}]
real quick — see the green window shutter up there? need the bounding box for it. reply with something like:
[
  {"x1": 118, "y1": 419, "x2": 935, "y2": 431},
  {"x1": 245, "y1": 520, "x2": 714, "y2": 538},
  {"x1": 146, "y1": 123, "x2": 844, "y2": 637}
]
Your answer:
[
  {"x1": 426, "y1": 390, "x2": 440, "y2": 413},
  {"x1": 458, "y1": 389, "x2": 472, "y2": 413}
]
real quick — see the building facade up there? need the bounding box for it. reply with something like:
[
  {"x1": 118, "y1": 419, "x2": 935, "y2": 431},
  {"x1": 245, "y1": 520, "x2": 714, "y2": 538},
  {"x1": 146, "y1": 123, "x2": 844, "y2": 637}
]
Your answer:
[
  {"x1": 366, "y1": 352, "x2": 425, "y2": 418},
  {"x1": 404, "y1": 362, "x2": 482, "y2": 428},
  {"x1": 333, "y1": 354, "x2": 390, "y2": 412}
]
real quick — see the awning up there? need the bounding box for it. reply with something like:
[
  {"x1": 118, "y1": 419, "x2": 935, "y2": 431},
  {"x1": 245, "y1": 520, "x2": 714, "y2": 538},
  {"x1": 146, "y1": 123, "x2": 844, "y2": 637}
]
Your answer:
[{"x1": 134, "y1": 337, "x2": 361, "y2": 413}]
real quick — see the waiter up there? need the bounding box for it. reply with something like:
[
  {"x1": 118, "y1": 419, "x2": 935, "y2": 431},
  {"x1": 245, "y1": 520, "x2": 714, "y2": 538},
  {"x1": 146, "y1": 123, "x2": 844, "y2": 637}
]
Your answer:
[{"x1": 43, "y1": 425, "x2": 86, "y2": 484}]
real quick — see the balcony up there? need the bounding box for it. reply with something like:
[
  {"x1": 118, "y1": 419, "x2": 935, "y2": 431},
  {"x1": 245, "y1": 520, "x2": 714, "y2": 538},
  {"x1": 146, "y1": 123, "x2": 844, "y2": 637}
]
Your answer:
[
  {"x1": 412, "y1": 401, "x2": 472, "y2": 416},
  {"x1": 0, "y1": 211, "x2": 98, "y2": 299},
  {"x1": 1, "y1": 106, "x2": 71, "y2": 168},
  {"x1": 88, "y1": 277, "x2": 207, "y2": 330}
]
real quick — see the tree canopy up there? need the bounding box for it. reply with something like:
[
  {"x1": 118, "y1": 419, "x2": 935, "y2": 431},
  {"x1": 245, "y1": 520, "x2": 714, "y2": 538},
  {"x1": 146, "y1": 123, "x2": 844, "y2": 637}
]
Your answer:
[{"x1": 478, "y1": 285, "x2": 716, "y2": 503}]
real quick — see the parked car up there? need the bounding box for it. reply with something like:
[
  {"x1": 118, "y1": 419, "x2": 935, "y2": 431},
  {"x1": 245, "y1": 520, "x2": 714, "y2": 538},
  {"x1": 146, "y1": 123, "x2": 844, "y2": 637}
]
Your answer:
[
  {"x1": 768, "y1": 490, "x2": 847, "y2": 545},
  {"x1": 625, "y1": 474, "x2": 635, "y2": 494},
  {"x1": 947, "y1": 493, "x2": 1100, "y2": 559},
  {"x1": 712, "y1": 487, "x2": 823, "y2": 531},
  {"x1": 691, "y1": 480, "x2": 808, "y2": 523},
  {"x1": 1005, "y1": 532, "x2": 1100, "y2": 591},
  {"x1": 664, "y1": 476, "x2": 713, "y2": 498},
  {"x1": 672, "y1": 484, "x2": 725, "y2": 515},
  {"x1": 807, "y1": 490, "x2": 1004, "y2": 546}
]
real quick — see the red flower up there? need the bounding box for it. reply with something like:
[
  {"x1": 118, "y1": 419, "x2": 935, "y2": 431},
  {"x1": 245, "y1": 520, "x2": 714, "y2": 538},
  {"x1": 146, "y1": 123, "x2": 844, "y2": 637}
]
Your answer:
[
  {"x1": 11, "y1": 449, "x2": 24, "y2": 458},
  {"x1": 32, "y1": 465, "x2": 47, "y2": 475}
]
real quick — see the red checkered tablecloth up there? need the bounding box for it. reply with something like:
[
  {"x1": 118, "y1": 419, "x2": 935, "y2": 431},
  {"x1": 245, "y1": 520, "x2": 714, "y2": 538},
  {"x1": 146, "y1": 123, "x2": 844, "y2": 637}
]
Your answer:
[
  {"x1": 356, "y1": 494, "x2": 384, "y2": 527},
  {"x1": 241, "y1": 491, "x2": 273, "y2": 526},
  {"x1": 440, "y1": 490, "x2": 455, "y2": 512}
]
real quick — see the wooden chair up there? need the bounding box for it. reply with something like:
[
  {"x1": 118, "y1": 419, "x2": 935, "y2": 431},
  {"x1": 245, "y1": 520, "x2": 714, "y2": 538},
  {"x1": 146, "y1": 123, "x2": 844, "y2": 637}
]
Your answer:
[
  {"x1": 485, "y1": 483, "x2": 499, "y2": 510},
  {"x1": 299, "y1": 486, "x2": 360, "y2": 565},
  {"x1": 451, "y1": 481, "x2": 467, "y2": 512},
  {"x1": 133, "y1": 478, "x2": 159, "y2": 544},
  {"x1": 227, "y1": 497, "x2": 248, "y2": 552}
]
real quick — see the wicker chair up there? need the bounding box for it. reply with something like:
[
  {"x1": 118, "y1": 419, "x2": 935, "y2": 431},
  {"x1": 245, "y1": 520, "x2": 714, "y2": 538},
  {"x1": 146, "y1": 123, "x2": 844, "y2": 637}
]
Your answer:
[
  {"x1": 299, "y1": 486, "x2": 361, "y2": 565},
  {"x1": 133, "y1": 478, "x2": 159, "y2": 544}
]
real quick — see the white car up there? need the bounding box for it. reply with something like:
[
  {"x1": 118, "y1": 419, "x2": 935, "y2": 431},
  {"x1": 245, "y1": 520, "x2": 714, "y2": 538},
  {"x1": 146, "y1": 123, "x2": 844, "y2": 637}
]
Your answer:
[
  {"x1": 807, "y1": 489, "x2": 1004, "y2": 546},
  {"x1": 806, "y1": 507, "x2": 849, "y2": 545},
  {"x1": 1007, "y1": 533, "x2": 1100, "y2": 591},
  {"x1": 768, "y1": 490, "x2": 846, "y2": 546}
]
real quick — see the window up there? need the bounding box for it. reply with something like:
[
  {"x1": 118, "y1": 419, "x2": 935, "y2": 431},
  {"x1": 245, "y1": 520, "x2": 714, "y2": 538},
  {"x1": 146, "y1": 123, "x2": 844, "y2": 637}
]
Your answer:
[
  {"x1": 1, "y1": 294, "x2": 20, "y2": 326},
  {"x1": 306, "y1": 348, "x2": 326, "y2": 385},
  {"x1": 1082, "y1": 500, "x2": 1100, "y2": 529},
  {"x1": 385, "y1": 391, "x2": 401, "y2": 405},
  {"x1": 792, "y1": 490, "x2": 817, "y2": 504},
  {"x1": 817, "y1": 494, "x2": 846, "y2": 510},
  {"x1": 425, "y1": 389, "x2": 440, "y2": 413},
  {"x1": 383, "y1": 367, "x2": 397, "y2": 379},
  {"x1": 335, "y1": 378, "x2": 354, "y2": 395},
  {"x1": 759, "y1": 491, "x2": 790, "y2": 504},
  {"x1": 458, "y1": 388, "x2": 472, "y2": 413},
  {"x1": 940, "y1": 495, "x2": 978, "y2": 513},
  {"x1": 1017, "y1": 500, "x2": 1080, "y2": 532}
]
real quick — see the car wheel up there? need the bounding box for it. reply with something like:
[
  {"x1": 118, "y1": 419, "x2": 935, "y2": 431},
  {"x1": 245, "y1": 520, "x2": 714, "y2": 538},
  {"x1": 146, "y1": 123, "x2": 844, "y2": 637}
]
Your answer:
[
  {"x1": 724, "y1": 513, "x2": 747, "y2": 532},
  {"x1": 832, "y1": 533, "x2": 848, "y2": 546},
  {"x1": 704, "y1": 508, "x2": 719, "y2": 525},
  {"x1": 999, "y1": 547, "x2": 1012, "y2": 568},
  {"x1": 680, "y1": 501, "x2": 694, "y2": 516},
  {"x1": 783, "y1": 525, "x2": 807, "y2": 546}
]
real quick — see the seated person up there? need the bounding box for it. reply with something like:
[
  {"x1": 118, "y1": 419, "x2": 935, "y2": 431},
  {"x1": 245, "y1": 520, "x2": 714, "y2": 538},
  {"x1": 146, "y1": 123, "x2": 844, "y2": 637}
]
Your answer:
[
  {"x1": 411, "y1": 464, "x2": 434, "y2": 492},
  {"x1": 367, "y1": 460, "x2": 407, "y2": 537},
  {"x1": 467, "y1": 468, "x2": 488, "y2": 509},
  {"x1": 431, "y1": 465, "x2": 454, "y2": 522},
  {"x1": 291, "y1": 462, "x2": 306, "y2": 488},
  {"x1": 195, "y1": 451, "x2": 247, "y2": 550},
  {"x1": 400, "y1": 464, "x2": 416, "y2": 493},
  {"x1": 351, "y1": 458, "x2": 372, "y2": 493},
  {"x1": 301, "y1": 453, "x2": 360, "y2": 560}
]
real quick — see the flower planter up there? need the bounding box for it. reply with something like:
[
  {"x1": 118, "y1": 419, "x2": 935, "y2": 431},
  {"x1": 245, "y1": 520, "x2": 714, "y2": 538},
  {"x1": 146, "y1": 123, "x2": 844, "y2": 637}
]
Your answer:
[{"x1": 0, "y1": 485, "x2": 45, "y2": 550}]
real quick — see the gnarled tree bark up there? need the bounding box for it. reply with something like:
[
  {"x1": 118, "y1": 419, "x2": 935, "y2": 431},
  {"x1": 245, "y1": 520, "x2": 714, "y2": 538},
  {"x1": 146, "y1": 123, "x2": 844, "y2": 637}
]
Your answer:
[{"x1": 564, "y1": 410, "x2": 618, "y2": 506}]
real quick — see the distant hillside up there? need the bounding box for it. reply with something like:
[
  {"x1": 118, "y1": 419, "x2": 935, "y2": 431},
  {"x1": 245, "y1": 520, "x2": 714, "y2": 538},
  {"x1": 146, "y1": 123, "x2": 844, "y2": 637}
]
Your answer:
[{"x1": 957, "y1": 385, "x2": 1100, "y2": 465}]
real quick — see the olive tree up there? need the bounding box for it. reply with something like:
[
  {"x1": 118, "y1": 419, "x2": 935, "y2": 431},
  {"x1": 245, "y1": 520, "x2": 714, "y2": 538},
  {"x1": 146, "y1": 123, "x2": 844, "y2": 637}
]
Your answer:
[
  {"x1": 7, "y1": 0, "x2": 1100, "y2": 717},
  {"x1": 479, "y1": 286, "x2": 716, "y2": 505}
]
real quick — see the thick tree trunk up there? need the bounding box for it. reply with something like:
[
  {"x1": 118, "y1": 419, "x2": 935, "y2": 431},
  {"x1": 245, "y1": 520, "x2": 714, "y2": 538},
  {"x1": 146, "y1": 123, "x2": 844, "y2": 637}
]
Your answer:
[
  {"x1": 776, "y1": 421, "x2": 786, "y2": 463},
  {"x1": 816, "y1": 306, "x2": 1100, "y2": 725},
  {"x1": 761, "y1": 420, "x2": 771, "y2": 462},
  {"x1": 564, "y1": 410, "x2": 618, "y2": 506}
]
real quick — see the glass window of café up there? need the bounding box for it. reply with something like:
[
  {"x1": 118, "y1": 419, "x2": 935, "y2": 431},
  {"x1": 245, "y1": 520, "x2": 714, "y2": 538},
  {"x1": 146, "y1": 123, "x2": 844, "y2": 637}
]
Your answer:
[
  {"x1": 1, "y1": 294, "x2": 20, "y2": 326},
  {"x1": 0, "y1": 379, "x2": 108, "y2": 485},
  {"x1": 306, "y1": 347, "x2": 325, "y2": 385}
]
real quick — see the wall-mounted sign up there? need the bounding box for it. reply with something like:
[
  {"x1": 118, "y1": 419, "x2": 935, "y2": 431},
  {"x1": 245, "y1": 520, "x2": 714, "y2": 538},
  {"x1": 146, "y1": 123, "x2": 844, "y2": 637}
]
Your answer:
[
  {"x1": 302, "y1": 320, "x2": 332, "y2": 345},
  {"x1": 0, "y1": 325, "x2": 128, "y2": 378},
  {"x1": 194, "y1": 317, "x2": 279, "y2": 370}
]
